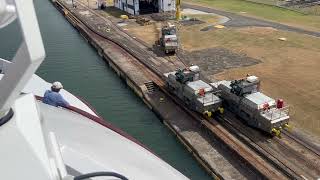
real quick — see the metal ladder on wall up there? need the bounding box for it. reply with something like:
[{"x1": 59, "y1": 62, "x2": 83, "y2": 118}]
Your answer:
[{"x1": 144, "y1": 81, "x2": 155, "y2": 94}]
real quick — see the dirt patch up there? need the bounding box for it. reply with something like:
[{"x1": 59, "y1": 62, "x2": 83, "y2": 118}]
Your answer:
[
  {"x1": 186, "y1": 14, "x2": 220, "y2": 24},
  {"x1": 180, "y1": 18, "x2": 205, "y2": 26},
  {"x1": 102, "y1": 6, "x2": 130, "y2": 19},
  {"x1": 237, "y1": 27, "x2": 278, "y2": 35},
  {"x1": 126, "y1": 22, "x2": 160, "y2": 46},
  {"x1": 150, "y1": 12, "x2": 175, "y2": 21},
  {"x1": 179, "y1": 48, "x2": 260, "y2": 75},
  {"x1": 200, "y1": 25, "x2": 214, "y2": 31}
]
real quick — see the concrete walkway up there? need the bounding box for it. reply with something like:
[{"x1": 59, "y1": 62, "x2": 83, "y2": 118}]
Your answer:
[{"x1": 182, "y1": 8, "x2": 231, "y2": 25}]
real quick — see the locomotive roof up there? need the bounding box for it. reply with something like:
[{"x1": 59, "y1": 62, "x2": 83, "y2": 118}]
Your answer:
[
  {"x1": 187, "y1": 80, "x2": 213, "y2": 92},
  {"x1": 244, "y1": 92, "x2": 275, "y2": 108},
  {"x1": 214, "y1": 80, "x2": 276, "y2": 109},
  {"x1": 197, "y1": 93, "x2": 221, "y2": 106}
]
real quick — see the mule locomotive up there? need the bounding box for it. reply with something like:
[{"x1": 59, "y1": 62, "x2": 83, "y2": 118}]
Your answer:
[
  {"x1": 164, "y1": 66, "x2": 223, "y2": 117},
  {"x1": 211, "y1": 76, "x2": 290, "y2": 135},
  {"x1": 164, "y1": 65, "x2": 290, "y2": 135}
]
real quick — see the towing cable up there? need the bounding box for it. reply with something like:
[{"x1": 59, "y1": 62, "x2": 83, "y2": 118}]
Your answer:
[{"x1": 74, "y1": 172, "x2": 129, "y2": 180}]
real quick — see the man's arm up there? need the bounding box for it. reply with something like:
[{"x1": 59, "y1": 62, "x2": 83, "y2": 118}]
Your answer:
[
  {"x1": 42, "y1": 90, "x2": 49, "y2": 102},
  {"x1": 56, "y1": 94, "x2": 70, "y2": 108}
]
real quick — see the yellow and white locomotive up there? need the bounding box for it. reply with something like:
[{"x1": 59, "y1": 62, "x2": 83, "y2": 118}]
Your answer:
[
  {"x1": 164, "y1": 65, "x2": 290, "y2": 135},
  {"x1": 164, "y1": 66, "x2": 223, "y2": 117},
  {"x1": 211, "y1": 76, "x2": 290, "y2": 135}
]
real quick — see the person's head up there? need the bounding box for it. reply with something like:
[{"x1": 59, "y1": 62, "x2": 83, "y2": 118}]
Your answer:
[{"x1": 51, "y1": 81, "x2": 63, "y2": 92}]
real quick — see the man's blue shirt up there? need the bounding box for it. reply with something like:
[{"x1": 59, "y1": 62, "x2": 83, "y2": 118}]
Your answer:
[{"x1": 42, "y1": 90, "x2": 70, "y2": 107}]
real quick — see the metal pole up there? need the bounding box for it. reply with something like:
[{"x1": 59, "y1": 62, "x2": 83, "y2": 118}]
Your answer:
[{"x1": 175, "y1": 0, "x2": 181, "y2": 20}]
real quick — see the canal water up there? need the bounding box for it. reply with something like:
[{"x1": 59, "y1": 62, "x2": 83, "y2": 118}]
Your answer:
[{"x1": 0, "y1": 0, "x2": 211, "y2": 179}]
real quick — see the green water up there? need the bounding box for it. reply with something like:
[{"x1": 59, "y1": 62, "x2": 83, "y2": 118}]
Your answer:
[{"x1": 0, "y1": 0, "x2": 211, "y2": 179}]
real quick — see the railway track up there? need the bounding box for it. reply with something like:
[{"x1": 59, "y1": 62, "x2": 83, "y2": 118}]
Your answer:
[
  {"x1": 283, "y1": 130, "x2": 320, "y2": 158},
  {"x1": 218, "y1": 112, "x2": 320, "y2": 180},
  {"x1": 53, "y1": 1, "x2": 320, "y2": 179},
  {"x1": 283, "y1": 0, "x2": 320, "y2": 7}
]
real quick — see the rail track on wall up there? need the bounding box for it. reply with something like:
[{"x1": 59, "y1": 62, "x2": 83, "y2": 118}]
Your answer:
[
  {"x1": 216, "y1": 112, "x2": 320, "y2": 180},
  {"x1": 283, "y1": 0, "x2": 320, "y2": 8},
  {"x1": 282, "y1": 130, "x2": 320, "y2": 157},
  {"x1": 53, "y1": 1, "x2": 320, "y2": 179}
]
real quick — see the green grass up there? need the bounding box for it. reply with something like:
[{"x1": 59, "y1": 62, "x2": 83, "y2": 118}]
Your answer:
[
  {"x1": 180, "y1": 24, "x2": 320, "y2": 53},
  {"x1": 184, "y1": 0, "x2": 320, "y2": 31},
  {"x1": 244, "y1": 0, "x2": 280, "y2": 6}
]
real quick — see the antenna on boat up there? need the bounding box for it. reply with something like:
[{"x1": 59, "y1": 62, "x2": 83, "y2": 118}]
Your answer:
[{"x1": 0, "y1": 0, "x2": 45, "y2": 117}]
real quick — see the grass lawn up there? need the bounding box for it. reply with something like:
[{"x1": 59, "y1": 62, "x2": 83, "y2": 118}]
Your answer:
[{"x1": 184, "y1": 0, "x2": 320, "y2": 31}]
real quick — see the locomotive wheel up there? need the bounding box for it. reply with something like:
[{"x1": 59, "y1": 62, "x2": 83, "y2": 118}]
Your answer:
[
  {"x1": 271, "y1": 128, "x2": 281, "y2": 137},
  {"x1": 218, "y1": 107, "x2": 224, "y2": 114},
  {"x1": 203, "y1": 111, "x2": 212, "y2": 118}
]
